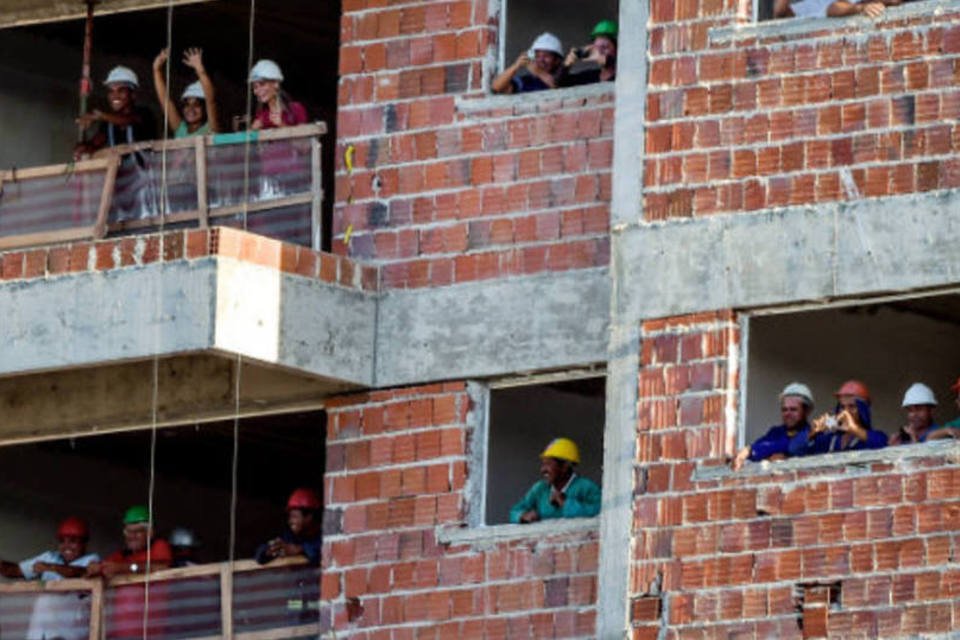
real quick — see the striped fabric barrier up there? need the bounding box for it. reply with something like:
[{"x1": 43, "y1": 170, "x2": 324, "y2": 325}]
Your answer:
[{"x1": 0, "y1": 122, "x2": 325, "y2": 251}]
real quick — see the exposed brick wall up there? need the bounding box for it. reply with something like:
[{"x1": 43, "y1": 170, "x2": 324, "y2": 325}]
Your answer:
[
  {"x1": 645, "y1": 5, "x2": 960, "y2": 219},
  {"x1": 0, "y1": 227, "x2": 378, "y2": 291},
  {"x1": 334, "y1": 1, "x2": 612, "y2": 289},
  {"x1": 321, "y1": 383, "x2": 599, "y2": 637},
  {"x1": 631, "y1": 310, "x2": 960, "y2": 638}
]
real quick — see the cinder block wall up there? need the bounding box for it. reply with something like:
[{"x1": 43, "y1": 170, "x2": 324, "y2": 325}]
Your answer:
[
  {"x1": 333, "y1": 0, "x2": 612, "y2": 289},
  {"x1": 321, "y1": 383, "x2": 599, "y2": 637}
]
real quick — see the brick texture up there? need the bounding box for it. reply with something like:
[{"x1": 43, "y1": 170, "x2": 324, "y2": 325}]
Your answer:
[
  {"x1": 322, "y1": 383, "x2": 599, "y2": 637},
  {"x1": 0, "y1": 227, "x2": 378, "y2": 292},
  {"x1": 631, "y1": 310, "x2": 960, "y2": 637},
  {"x1": 646, "y1": 8, "x2": 960, "y2": 219},
  {"x1": 334, "y1": 2, "x2": 612, "y2": 289}
]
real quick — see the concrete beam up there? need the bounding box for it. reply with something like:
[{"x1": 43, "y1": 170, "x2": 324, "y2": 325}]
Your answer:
[
  {"x1": 374, "y1": 268, "x2": 611, "y2": 387},
  {"x1": 0, "y1": 354, "x2": 352, "y2": 442},
  {"x1": 616, "y1": 189, "x2": 960, "y2": 321}
]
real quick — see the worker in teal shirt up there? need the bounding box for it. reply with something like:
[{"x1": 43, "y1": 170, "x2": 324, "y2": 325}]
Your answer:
[{"x1": 509, "y1": 437, "x2": 601, "y2": 524}]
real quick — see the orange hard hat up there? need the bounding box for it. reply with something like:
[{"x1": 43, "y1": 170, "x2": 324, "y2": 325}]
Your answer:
[
  {"x1": 951, "y1": 377, "x2": 960, "y2": 393},
  {"x1": 286, "y1": 487, "x2": 321, "y2": 511},
  {"x1": 57, "y1": 516, "x2": 89, "y2": 540},
  {"x1": 835, "y1": 379, "x2": 871, "y2": 403}
]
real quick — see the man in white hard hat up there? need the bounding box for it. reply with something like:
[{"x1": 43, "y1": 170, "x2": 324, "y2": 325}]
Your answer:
[
  {"x1": 75, "y1": 66, "x2": 158, "y2": 158},
  {"x1": 890, "y1": 382, "x2": 954, "y2": 444},
  {"x1": 509, "y1": 438, "x2": 601, "y2": 523},
  {"x1": 731, "y1": 382, "x2": 814, "y2": 470},
  {"x1": 492, "y1": 32, "x2": 565, "y2": 94}
]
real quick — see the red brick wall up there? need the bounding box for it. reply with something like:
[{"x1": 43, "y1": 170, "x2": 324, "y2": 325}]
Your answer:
[
  {"x1": 631, "y1": 311, "x2": 960, "y2": 638},
  {"x1": 321, "y1": 383, "x2": 599, "y2": 638},
  {"x1": 645, "y1": 5, "x2": 960, "y2": 219},
  {"x1": 334, "y1": 1, "x2": 612, "y2": 289}
]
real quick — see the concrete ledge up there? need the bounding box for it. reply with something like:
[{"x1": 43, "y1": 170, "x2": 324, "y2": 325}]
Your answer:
[
  {"x1": 436, "y1": 517, "x2": 598, "y2": 548},
  {"x1": 693, "y1": 438, "x2": 960, "y2": 483},
  {"x1": 456, "y1": 83, "x2": 614, "y2": 117},
  {"x1": 710, "y1": 0, "x2": 960, "y2": 44},
  {"x1": 616, "y1": 188, "x2": 960, "y2": 320}
]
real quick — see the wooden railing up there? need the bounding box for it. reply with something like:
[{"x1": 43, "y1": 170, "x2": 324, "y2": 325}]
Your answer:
[
  {"x1": 0, "y1": 123, "x2": 326, "y2": 252},
  {"x1": 0, "y1": 557, "x2": 319, "y2": 640}
]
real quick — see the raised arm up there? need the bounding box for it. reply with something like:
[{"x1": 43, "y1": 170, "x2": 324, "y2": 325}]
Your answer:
[
  {"x1": 153, "y1": 48, "x2": 182, "y2": 133},
  {"x1": 183, "y1": 47, "x2": 219, "y2": 132},
  {"x1": 492, "y1": 51, "x2": 529, "y2": 95}
]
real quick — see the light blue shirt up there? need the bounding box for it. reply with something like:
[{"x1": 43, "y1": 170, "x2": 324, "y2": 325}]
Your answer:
[{"x1": 19, "y1": 550, "x2": 100, "y2": 581}]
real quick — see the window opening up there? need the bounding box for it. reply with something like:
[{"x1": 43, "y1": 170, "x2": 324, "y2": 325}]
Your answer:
[
  {"x1": 484, "y1": 376, "x2": 605, "y2": 525},
  {"x1": 743, "y1": 292, "x2": 960, "y2": 449}
]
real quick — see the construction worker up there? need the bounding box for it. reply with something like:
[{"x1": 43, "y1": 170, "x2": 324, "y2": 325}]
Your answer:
[
  {"x1": 492, "y1": 32, "x2": 566, "y2": 94},
  {"x1": 249, "y1": 59, "x2": 308, "y2": 130},
  {"x1": 890, "y1": 382, "x2": 956, "y2": 443},
  {"x1": 74, "y1": 65, "x2": 158, "y2": 157},
  {"x1": 731, "y1": 382, "x2": 814, "y2": 470},
  {"x1": 86, "y1": 505, "x2": 172, "y2": 578},
  {"x1": 940, "y1": 377, "x2": 960, "y2": 436},
  {"x1": 256, "y1": 488, "x2": 323, "y2": 566},
  {"x1": 509, "y1": 437, "x2": 601, "y2": 524},
  {"x1": 152, "y1": 47, "x2": 220, "y2": 137},
  {"x1": 0, "y1": 517, "x2": 100, "y2": 640},
  {"x1": 169, "y1": 527, "x2": 201, "y2": 567},
  {"x1": 790, "y1": 379, "x2": 887, "y2": 455},
  {"x1": 561, "y1": 19, "x2": 618, "y2": 86}
]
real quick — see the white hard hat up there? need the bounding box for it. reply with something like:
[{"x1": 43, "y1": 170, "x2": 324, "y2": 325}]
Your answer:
[
  {"x1": 531, "y1": 32, "x2": 563, "y2": 56},
  {"x1": 249, "y1": 59, "x2": 284, "y2": 82},
  {"x1": 180, "y1": 81, "x2": 205, "y2": 101},
  {"x1": 902, "y1": 382, "x2": 937, "y2": 407},
  {"x1": 104, "y1": 66, "x2": 139, "y2": 89},
  {"x1": 169, "y1": 527, "x2": 200, "y2": 548},
  {"x1": 779, "y1": 382, "x2": 814, "y2": 408}
]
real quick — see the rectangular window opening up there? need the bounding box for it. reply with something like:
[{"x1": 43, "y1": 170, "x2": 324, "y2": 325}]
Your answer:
[
  {"x1": 484, "y1": 375, "x2": 605, "y2": 526},
  {"x1": 743, "y1": 291, "x2": 960, "y2": 449},
  {"x1": 497, "y1": 1, "x2": 619, "y2": 92}
]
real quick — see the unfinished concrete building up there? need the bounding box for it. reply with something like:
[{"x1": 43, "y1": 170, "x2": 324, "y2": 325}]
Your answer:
[{"x1": 1, "y1": 0, "x2": 959, "y2": 637}]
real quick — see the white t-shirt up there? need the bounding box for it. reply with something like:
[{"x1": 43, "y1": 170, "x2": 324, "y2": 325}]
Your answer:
[{"x1": 790, "y1": 0, "x2": 833, "y2": 17}]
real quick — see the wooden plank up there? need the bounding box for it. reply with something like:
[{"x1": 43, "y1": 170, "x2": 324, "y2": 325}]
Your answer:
[
  {"x1": 93, "y1": 154, "x2": 120, "y2": 239},
  {"x1": 0, "y1": 0, "x2": 214, "y2": 30},
  {"x1": 0, "y1": 578, "x2": 97, "y2": 593},
  {"x1": 106, "y1": 556, "x2": 307, "y2": 586},
  {"x1": 235, "y1": 623, "x2": 322, "y2": 640},
  {"x1": 211, "y1": 193, "x2": 314, "y2": 219},
  {"x1": 310, "y1": 137, "x2": 323, "y2": 251},
  {"x1": 196, "y1": 136, "x2": 209, "y2": 228},
  {"x1": 88, "y1": 579, "x2": 103, "y2": 640},
  {"x1": 220, "y1": 562, "x2": 234, "y2": 639},
  {"x1": 0, "y1": 227, "x2": 91, "y2": 251},
  {"x1": 0, "y1": 157, "x2": 112, "y2": 181}
]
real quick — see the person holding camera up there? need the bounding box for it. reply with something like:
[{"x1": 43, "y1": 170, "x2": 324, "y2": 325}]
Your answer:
[
  {"x1": 492, "y1": 32, "x2": 566, "y2": 94},
  {"x1": 789, "y1": 379, "x2": 887, "y2": 456},
  {"x1": 560, "y1": 20, "x2": 618, "y2": 87}
]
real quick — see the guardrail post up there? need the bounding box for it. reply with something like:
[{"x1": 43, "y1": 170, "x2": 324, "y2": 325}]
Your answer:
[
  {"x1": 196, "y1": 136, "x2": 209, "y2": 228},
  {"x1": 311, "y1": 136, "x2": 323, "y2": 251},
  {"x1": 220, "y1": 562, "x2": 234, "y2": 638},
  {"x1": 89, "y1": 579, "x2": 103, "y2": 640}
]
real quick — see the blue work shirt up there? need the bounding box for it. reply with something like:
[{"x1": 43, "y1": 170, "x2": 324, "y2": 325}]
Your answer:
[
  {"x1": 747, "y1": 422, "x2": 809, "y2": 462},
  {"x1": 788, "y1": 400, "x2": 886, "y2": 455},
  {"x1": 509, "y1": 474, "x2": 601, "y2": 523},
  {"x1": 255, "y1": 528, "x2": 322, "y2": 567},
  {"x1": 512, "y1": 73, "x2": 552, "y2": 93}
]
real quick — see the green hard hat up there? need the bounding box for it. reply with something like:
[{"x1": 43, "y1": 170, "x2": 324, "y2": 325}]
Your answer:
[
  {"x1": 123, "y1": 505, "x2": 150, "y2": 525},
  {"x1": 591, "y1": 19, "x2": 618, "y2": 39}
]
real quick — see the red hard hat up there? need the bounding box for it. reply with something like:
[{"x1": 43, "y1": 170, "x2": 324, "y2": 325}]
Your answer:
[
  {"x1": 57, "y1": 516, "x2": 89, "y2": 540},
  {"x1": 951, "y1": 377, "x2": 960, "y2": 393},
  {"x1": 286, "y1": 488, "x2": 321, "y2": 511},
  {"x1": 835, "y1": 379, "x2": 871, "y2": 403}
]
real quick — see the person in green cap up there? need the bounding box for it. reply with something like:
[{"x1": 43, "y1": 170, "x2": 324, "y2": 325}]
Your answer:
[
  {"x1": 86, "y1": 505, "x2": 172, "y2": 578},
  {"x1": 561, "y1": 19, "x2": 618, "y2": 86},
  {"x1": 509, "y1": 437, "x2": 601, "y2": 524}
]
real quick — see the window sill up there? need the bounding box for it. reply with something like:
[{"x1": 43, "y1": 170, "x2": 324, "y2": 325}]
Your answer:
[
  {"x1": 694, "y1": 438, "x2": 960, "y2": 482},
  {"x1": 437, "y1": 516, "x2": 599, "y2": 547},
  {"x1": 711, "y1": 0, "x2": 960, "y2": 45},
  {"x1": 456, "y1": 83, "x2": 615, "y2": 117}
]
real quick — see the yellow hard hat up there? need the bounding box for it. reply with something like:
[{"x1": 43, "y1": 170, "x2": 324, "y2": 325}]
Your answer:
[{"x1": 540, "y1": 438, "x2": 580, "y2": 464}]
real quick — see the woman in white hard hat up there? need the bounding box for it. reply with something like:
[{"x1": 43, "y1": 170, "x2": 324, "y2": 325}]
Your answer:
[
  {"x1": 248, "y1": 59, "x2": 308, "y2": 130},
  {"x1": 152, "y1": 47, "x2": 220, "y2": 138},
  {"x1": 491, "y1": 32, "x2": 565, "y2": 94},
  {"x1": 74, "y1": 65, "x2": 158, "y2": 158}
]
